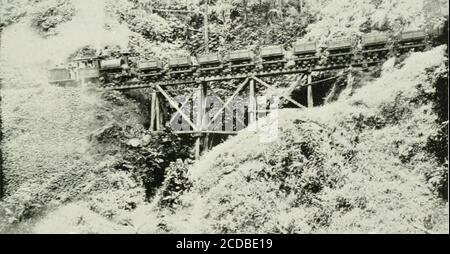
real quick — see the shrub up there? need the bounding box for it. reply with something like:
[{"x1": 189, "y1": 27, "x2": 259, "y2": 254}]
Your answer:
[
  {"x1": 30, "y1": 0, "x2": 76, "y2": 36},
  {"x1": 116, "y1": 129, "x2": 193, "y2": 199},
  {"x1": 158, "y1": 159, "x2": 193, "y2": 209},
  {"x1": 0, "y1": 0, "x2": 29, "y2": 27}
]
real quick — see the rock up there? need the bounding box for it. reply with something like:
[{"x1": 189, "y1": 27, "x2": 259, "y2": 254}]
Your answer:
[
  {"x1": 127, "y1": 138, "x2": 141, "y2": 147},
  {"x1": 142, "y1": 135, "x2": 152, "y2": 145}
]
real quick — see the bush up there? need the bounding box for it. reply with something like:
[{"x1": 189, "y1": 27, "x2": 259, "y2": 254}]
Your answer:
[
  {"x1": 158, "y1": 159, "x2": 193, "y2": 209},
  {"x1": 115, "y1": 129, "x2": 193, "y2": 199},
  {"x1": 30, "y1": 0, "x2": 76, "y2": 36},
  {"x1": 0, "y1": 0, "x2": 29, "y2": 27}
]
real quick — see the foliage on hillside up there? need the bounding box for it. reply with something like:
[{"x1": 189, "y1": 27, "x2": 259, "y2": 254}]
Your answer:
[
  {"x1": 0, "y1": 86, "x2": 194, "y2": 232},
  {"x1": 0, "y1": 0, "x2": 448, "y2": 233},
  {"x1": 30, "y1": 0, "x2": 76, "y2": 36},
  {"x1": 0, "y1": 0, "x2": 31, "y2": 27},
  {"x1": 144, "y1": 46, "x2": 448, "y2": 234}
]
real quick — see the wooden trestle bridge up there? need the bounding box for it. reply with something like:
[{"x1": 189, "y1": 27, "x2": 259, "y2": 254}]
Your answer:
[{"x1": 104, "y1": 63, "x2": 357, "y2": 158}]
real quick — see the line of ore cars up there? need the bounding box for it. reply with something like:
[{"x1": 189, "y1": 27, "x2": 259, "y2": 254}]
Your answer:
[{"x1": 49, "y1": 30, "x2": 429, "y2": 86}]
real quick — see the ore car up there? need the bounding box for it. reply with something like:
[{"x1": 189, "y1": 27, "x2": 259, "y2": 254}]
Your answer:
[
  {"x1": 326, "y1": 38, "x2": 353, "y2": 66},
  {"x1": 292, "y1": 41, "x2": 318, "y2": 68},
  {"x1": 197, "y1": 53, "x2": 223, "y2": 76},
  {"x1": 260, "y1": 45, "x2": 287, "y2": 70},
  {"x1": 397, "y1": 29, "x2": 427, "y2": 54},
  {"x1": 361, "y1": 33, "x2": 389, "y2": 65},
  {"x1": 228, "y1": 49, "x2": 255, "y2": 73},
  {"x1": 167, "y1": 56, "x2": 194, "y2": 79},
  {"x1": 138, "y1": 59, "x2": 164, "y2": 81}
]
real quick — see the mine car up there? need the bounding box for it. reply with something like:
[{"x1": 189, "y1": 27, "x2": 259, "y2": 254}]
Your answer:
[
  {"x1": 228, "y1": 49, "x2": 255, "y2": 73},
  {"x1": 397, "y1": 29, "x2": 427, "y2": 54},
  {"x1": 138, "y1": 59, "x2": 164, "y2": 81},
  {"x1": 361, "y1": 33, "x2": 390, "y2": 65},
  {"x1": 167, "y1": 56, "x2": 194, "y2": 79},
  {"x1": 260, "y1": 45, "x2": 287, "y2": 70},
  {"x1": 292, "y1": 42, "x2": 318, "y2": 68},
  {"x1": 197, "y1": 53, "x2": 223, "y2": 76},
  {"x1": 326, "y1": 38, "x2": 353, "y2": 66}
]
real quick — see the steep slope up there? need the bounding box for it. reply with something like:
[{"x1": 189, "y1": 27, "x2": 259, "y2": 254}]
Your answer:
[
  {"x1": 1, "y1": 0, "x2": 447, "y2": 234},
  {"x1": 0, "y1": 0, "x2": 145, "y2": 232}
]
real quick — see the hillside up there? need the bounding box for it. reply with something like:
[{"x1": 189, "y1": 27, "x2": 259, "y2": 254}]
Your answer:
[
  {"x1": 27, "y1": 46, "x2": 449, "y2": 234},
  {"x1": 0, "y1": 0, "x2": 448, "y2": 233},
  {"x1": 117, "y1": 46, "x2": 447, "y2": 234}
]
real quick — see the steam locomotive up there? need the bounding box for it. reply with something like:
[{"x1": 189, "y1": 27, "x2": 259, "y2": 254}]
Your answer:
[{"x1": 48, "y1": 29, "x2": 430, "y2": 86}]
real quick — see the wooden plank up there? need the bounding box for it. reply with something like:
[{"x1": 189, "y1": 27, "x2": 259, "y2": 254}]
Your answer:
[
  {"x1": 195, "y1": 83, "x2": 206, "y2": 160},
  {"x1": 249, "y1": 78, "x2": 257, "y2": 124},
  {"x1": 150, "y1": 92, "x2": 156, "y2": 131},
  {"x1": 201, "y1": 83, "x2": 209, "y2": 153},
  {"x1": 286, "y1": 74, "x2": 306, "y2": 94},
  {"x1": 252, "y1": 76, "x2": 306, "y2": 109},
  {"x1": 205, "y1": 77, "x2": 250, "y2": 129},
  {"x1": 307, "y1": 74, "x2": 313, "y2": 108},
  {"x1": 103, "y1": 68, "x2": 345, "y2": 91},
  {"x1": 302, "y1": 74, "x2": 342, "y2": 87},
  {"x1": 174, "y1": 130, "x2": 238, "y2": 135},
  {"x1": 195, "y1": 137, "x2": 201, "y2": 159},
  {"x1": 155, "y1": 85, "x2": 198, "y2": 131},
  {"x1": 155, "y1": 93, "x2": 161, "y2": 130}
]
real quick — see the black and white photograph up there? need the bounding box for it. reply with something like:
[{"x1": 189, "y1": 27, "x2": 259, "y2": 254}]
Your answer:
[{"x1": 0, "y1": 0, "x2": 448, "y2": 238}]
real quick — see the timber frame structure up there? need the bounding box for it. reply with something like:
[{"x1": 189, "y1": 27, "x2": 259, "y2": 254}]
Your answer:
[{"x1": 143, "y1": 69, "x2": 352, "y2": 158}]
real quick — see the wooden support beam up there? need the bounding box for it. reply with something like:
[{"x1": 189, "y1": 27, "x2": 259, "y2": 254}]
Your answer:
[
  {"x1": 347, "y1": 67, "x2": 354, "y2": 91},
  {"x1": 174, "y1": 130, "x2": 238, "y2": 135},
  {"x1": 195, "y1": 137, "x2": 201, "y2": 159},
  {"x1": 205, "y1": 77, "x2": 250, "y2": 129},
  {"x1": 150, "y1": 92, "x2": 157, "y2": 131},
  {"x1": 252, "y1": 76, "x2": 306, "y2": 109},
  {"x1": 155, "y1": 93, "x2": 161, "y2": 130},
  {"x1": 155, "y1": 85, "x2": 198, "y2": 131},
  {"x1": 249, "y1": 78, "x2": 257, "y2": 124},
  {"x1": 307, "y1": 74, "x2": 313, "y2": 108},
  {"x1": 201, "y1": 83, "x2": 209, "y2": 153},
  {"x1": 195, "y1": 83, "x2": 207, "y2": 159},
  {"x1": 286, "y1": 74, "x2": 306, "y2": 95}
]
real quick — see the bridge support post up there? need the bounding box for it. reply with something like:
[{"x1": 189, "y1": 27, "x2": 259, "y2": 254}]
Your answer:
[
  {"x1": 249, "y1": 78, "x2": 257, "y2": 125},
  {"x1": 150, "y1": 91, "x2": 162, "y2": 131},
  {"x1": 195, "y1": 82, "x2": 208, "y2": 159},
  {"x1": 155, "y1": 93, "x2": 162, "y2": 131},
  {"x1": 150, "y1": 91, "x2": 157, "y2": 131},
  {"x1": 307, "y1": 73, "x2": 313, "y2": 108},
  {"x1": 347, "y1": 66, "x2": 353, "y2": 92}
]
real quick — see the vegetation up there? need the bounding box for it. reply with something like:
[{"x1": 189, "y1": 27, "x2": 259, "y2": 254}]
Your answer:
[
  {"x1": 149, "y1": 46, "x2": 448, "y2": 233},
  {"x1": 30, "y1": 0, "x2": 76, "y2": 36},
  {"x1": 0, "y1": 0, "x2": 448, "y2": 233}
]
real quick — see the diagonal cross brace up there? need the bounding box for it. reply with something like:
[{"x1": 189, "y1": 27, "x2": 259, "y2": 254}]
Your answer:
[
  {"x1": 205, "y1": 77, "x2": 250, "y2": 130},
  {"x1": 252, "y1": 76, "x2": 306, "y2": 109},
  {"x1": 169, "y1": 92, "x2": 194, "y2": 124},
  {"x1": 208, "y1": 87, "x2": 246, "y2": 129},
  {"x1": 155, "y1": 85, "x2": 198, "y2": 131}
]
